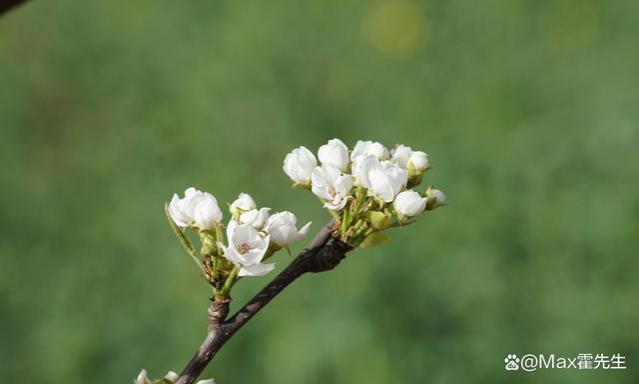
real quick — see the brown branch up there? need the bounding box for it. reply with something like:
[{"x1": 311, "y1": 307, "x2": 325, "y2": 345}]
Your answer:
[
  {"x1": 0, "y1": 0, "x2": 31, "y2": 16},
  {"x1": 175, "y1": 220, "x2": 351, "y2": 384}
]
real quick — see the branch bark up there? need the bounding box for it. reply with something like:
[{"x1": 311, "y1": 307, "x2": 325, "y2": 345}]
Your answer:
[
  {"x1": 175, "y1": 220, "x2": 351, "y2": 384},
  {"x1": 0, "y1": 0, "x2": 31, "y2": 16}
]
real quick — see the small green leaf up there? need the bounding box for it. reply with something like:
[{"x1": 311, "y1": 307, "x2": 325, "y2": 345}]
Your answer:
[
  {"x1": 367, "y1": 211, "x2": 391, "y2": 230},
  {"x1": 359, "y1": 231, "x2": 390, "y2": 248}
]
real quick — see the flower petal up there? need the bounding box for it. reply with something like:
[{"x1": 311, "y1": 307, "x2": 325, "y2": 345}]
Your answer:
[{"x1": 239, "y1": 262, "x2": 276, "y2": 277}]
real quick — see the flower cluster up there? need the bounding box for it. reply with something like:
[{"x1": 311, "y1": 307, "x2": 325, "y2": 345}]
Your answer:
[
  {"x1": 135, "y1": 369, "x2": 214, "y2": 384},
  {"x1": 283, "y1": 139, "x2": 445, "y2": 246},
  {"x1": 167, "y1": 189, "x2": 310, "y2": 298}
]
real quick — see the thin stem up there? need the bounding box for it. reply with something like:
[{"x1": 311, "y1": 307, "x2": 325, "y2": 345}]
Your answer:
[
  {"x1": 351, "y1": 219, "x2": 368, "y2": 239},
  {"x1": 340, "y1": 206, "x2": 351, "y2": 238},
  {"x1": 165, "y1": 204, "x2": 206, "y2": 274},
  {"x1": 217, "y1": 266, "x2": 239, "y2": 299}
]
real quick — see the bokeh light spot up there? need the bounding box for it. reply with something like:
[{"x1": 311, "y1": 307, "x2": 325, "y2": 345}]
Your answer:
[{"x1": 363, "y1": 0, "x2": 426, "y2": 59}]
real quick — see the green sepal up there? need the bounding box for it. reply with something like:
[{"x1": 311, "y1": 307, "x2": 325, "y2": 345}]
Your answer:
[{"x1": 406, "y1": 173, "x2": 423, "y2": 189}]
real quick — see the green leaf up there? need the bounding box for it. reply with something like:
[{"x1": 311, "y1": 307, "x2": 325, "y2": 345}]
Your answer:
[
  {"x1": 359, "y1": 231, "x2": 390, "y2": 248},
  {"x1": 367, "y1": 211, "x2": 391, "y2": 230}
]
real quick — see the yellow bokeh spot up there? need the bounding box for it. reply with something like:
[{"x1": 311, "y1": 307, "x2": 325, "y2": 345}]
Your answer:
[{"x1": 363, "y1": 0, "x2": 426, "y2": 59}]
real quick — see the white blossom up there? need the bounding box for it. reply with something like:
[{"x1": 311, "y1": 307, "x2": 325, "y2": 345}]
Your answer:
[
  {"x1": 239, "y1": 207, "x2": 271, "y2": 229},
  {"x1": 311, "y1": 164, "x2": 354, "y2": 210},
  {"x1": 354, "y1": 156, "x2": 407, "y2": 201},
  {"x1": 164, "y1": 371, "x2": 179, "y2": 382},
  {"x1": 169, "y1": 188, "x2": 221, "y2": 228},
  {"x1": 318, "y1": 138, "x2": 350, "y2": 171},
  {"x1": 352, "y1": 155, "x2": 377, "y2": 188},
  {"x1": 351, "y1": 140, "x2": 389, "y2": 162},
  {"x1": 264, "y1": 211, "x2": 311, "y2": 247},
  {"x1": 394, "y1": 190, "x2": 427, "y2": 217},
  {"x1": 218, "y1": 220, "x2": 274, "y2": 277},
  {"x1": 230, "y1": 193, "x2": 256, "y2": 215},
  {"x1": 369, "y1": 161, "x2": 408, "y2": 202},
  {"x1": 391, "y1": 145, "x2": 429, "y2": 174},
  {"x1": 283, "y1": 146, "x2": 317, "y2": 185}
]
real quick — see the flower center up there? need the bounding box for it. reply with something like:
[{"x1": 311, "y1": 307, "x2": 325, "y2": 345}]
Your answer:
[{"x1": 237, "y1": 243, "x2": 251, "y2": 254}]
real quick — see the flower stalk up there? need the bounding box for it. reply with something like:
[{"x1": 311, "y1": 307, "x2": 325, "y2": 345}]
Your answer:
[{"x1": 165, "y1": 203, "x2": 205, "y2": 274}]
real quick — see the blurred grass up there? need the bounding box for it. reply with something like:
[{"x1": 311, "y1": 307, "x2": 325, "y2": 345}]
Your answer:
[{"x1": 1, "y1": 0, "x2": 638, "y2": 383}]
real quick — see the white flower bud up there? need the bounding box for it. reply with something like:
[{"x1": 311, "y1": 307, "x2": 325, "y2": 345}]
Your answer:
[
  {"x1": 239, "y1": 207, "x2": 271, "y2": 229},
  {"x1": 230, "y1": 193, "x2": 256, "y2": 215},
  {"x1": 352, "y1": 155, "x2": 377, "y2": 188},
  {"x1": 368, "y1": 142, "x2": 389, "y2": 160},
  {"x1": 318, "y1": 138, "x2": 350, "y2": 171},
  {"x1": 283, "y1": 146, "x2": 317, "y2": 185},
  {"x1": 264, "y1": 211, "x2": 311, "y2": 247},
  {"x1": 370, "y1": 162, "x2": 407, "y2": 202},
  {"x1": 394, "y1": 190, "x2": 427, "y2": 217},
  {"x1": 193, "y1": 194, "x2": 223, "y2": 230},
  {"x1": 136, "y1": 369, "x2": 149, "y2": 384},
  {"x1": 390, "y1": 144, "x2": 413, "y2": 168},
  {"x1": 164, "y1": 371, "x2": 179, "y2": 382},
  {"x1": 196, "y1": 380, "x2": 216, "y2": 384},
  {"x1": 351, "y1": 140, "x2": 389, "y2": 162},
  {"x1": 426, "y1": 187, "x2": 446, "y2": 210},
  {"x1": 168, "y1": 187, "x2": 219, "y2": 228},
  {"x1": 168, "y1": 193, "x2": 191, "y2": 227},
  {"x1": 408, "y1": 151, "x2": 429, "y2": 172}
]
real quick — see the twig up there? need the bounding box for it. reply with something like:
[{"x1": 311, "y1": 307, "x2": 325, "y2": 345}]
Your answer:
[
  {"x1": 0, "y1": 0, "x2": 31, "y2": 16},
  {"x1": 175, "y1": 220, "x2": 351, "y2": 384}
]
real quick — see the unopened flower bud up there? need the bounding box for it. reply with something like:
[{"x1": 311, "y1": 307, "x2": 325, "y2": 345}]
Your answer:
[
  {"x1": 194, "y1": 194, "x2": 223, "y2": 230},
  {"x1": 394, "y1": 190, "x2": 427, "y2": 217},
  {"x1": 407, "y1": 151, "x2": 429, "y2": 175},
  {"x1": 390, "y1": 144, "x2": 413, "y2": 168},
  {"x1": 168, "y1": 187, "x2": 216, "y2": 228},
  {"x1": 240, "y1": 207, "x2": 271, "y2": 229},
  {"x1": 283, "y1": 146, "x2": 317, "y2": 186},
  {"x1": 135, "y1": 369, "x2": 149, "y2": 384},
  {"x1": 230, "y1": 193, "x2": 256, "y2": 215},
  {"x1": 318, "y1": 138, "x2": 350, "y2": 171},
  {"x1": 426, "y1": 187, "x2": 446, "y2": 210},
  {"x1": 351, "y1": 140, "x2": 390, "y2": 161},
  {"x1": 264, "y1": 211, "x2": 311, "y2": 247}
]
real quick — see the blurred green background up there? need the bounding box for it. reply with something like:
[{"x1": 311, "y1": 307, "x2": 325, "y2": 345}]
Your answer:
[{"x1": 1, "y1": 0, "x2": 638, "y2": 383}]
